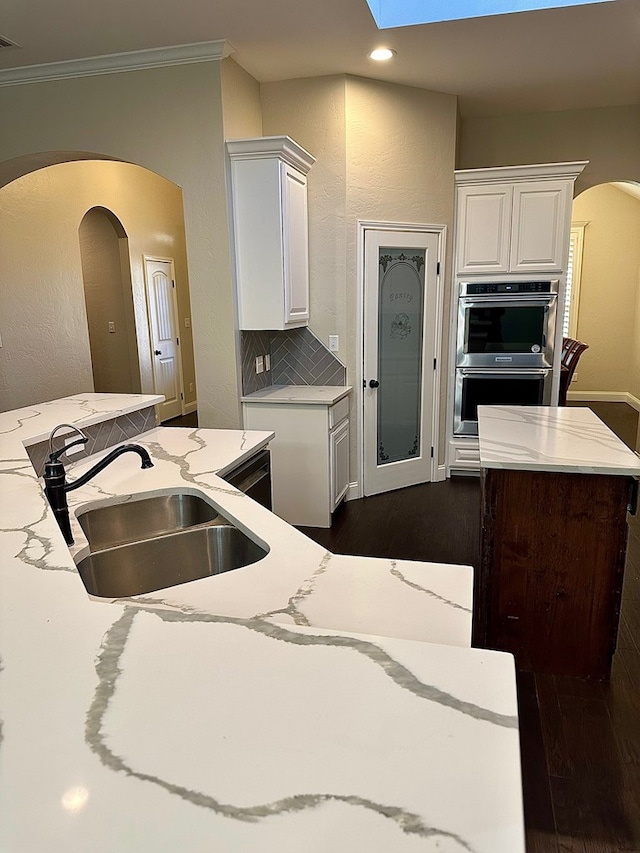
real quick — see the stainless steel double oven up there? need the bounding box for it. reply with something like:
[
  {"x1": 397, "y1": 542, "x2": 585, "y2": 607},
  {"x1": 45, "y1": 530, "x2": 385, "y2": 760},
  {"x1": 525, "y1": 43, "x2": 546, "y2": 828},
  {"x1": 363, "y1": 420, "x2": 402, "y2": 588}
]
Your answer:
[{"x1": 454, "y1": 281, "x2": 558, "y2": 436}]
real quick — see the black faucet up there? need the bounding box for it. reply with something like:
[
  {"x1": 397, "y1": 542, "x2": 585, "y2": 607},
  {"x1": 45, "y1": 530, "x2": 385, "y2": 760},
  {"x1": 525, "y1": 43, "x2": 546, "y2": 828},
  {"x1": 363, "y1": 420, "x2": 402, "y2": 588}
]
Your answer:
[{"x1": 43, "y1": 423, "x2": 153, "y2": 546}]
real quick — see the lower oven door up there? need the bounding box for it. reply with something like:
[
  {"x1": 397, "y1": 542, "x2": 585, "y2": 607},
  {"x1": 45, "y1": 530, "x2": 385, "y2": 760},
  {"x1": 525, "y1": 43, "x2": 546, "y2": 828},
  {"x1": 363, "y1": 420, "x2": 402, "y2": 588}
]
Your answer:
[{"x1": 454, "y1": 369, "x2": 552, "y2": 436}]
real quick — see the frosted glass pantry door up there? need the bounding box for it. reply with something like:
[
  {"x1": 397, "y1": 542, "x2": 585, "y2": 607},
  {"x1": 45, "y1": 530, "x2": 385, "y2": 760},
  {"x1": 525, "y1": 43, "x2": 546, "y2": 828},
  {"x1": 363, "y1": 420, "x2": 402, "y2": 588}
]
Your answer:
[{"x1": 363, "y1": 230, "x2": 439, "y2": 496}]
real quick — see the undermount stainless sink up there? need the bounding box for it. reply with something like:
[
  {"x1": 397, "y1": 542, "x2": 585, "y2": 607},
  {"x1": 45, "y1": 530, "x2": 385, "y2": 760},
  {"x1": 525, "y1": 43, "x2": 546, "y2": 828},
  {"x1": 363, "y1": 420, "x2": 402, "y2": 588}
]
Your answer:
[
  {"x1": 77, "y1": 492, "x2": 222, "y2": 551},
  {"x1": 76, "y1": 524, "x2": 268, "y2": 598}
]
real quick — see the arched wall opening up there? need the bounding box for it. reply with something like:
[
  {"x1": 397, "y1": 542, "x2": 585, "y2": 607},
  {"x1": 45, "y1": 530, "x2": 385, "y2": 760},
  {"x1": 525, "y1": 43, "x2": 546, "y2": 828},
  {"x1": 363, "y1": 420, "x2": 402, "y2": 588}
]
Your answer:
[
  {"x1": 79, "y1": 206, "x2": 141, "y2": 395},
  {"x1": 0, "y1": 154, "x2": 197, "y2": 413},
  {"x1": 567, "y1": 180, "x2": 640, "y2": 429}
]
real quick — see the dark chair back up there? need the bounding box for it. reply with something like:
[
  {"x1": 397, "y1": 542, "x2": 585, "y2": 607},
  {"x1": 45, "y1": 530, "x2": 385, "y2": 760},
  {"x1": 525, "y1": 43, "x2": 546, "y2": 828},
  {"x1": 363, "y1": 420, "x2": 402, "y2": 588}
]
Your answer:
[{"x1": 559, "y1": 337, "x2": 589, "y2": 406}]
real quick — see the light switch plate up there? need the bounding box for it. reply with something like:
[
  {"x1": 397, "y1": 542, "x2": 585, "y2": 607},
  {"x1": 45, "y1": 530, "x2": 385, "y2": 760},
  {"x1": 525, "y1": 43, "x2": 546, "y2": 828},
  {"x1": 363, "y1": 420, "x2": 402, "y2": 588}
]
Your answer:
[
  {"x1": 108, "y1": 321, "x2": 116, "y2": 334},
  {"x1": 329, "y1": 335, "x2": 339, "y2": 352},
  {"x1": 255, "y1": 355, "x2": 264, "y2": 374},
  {"x1": 264, "y1": 353, "x2": 271, "y2": 371}
]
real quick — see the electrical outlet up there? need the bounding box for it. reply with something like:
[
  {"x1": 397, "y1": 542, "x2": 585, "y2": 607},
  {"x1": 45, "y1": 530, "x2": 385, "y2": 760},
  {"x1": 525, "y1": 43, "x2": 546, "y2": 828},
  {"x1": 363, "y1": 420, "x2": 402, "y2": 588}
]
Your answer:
[
  {"x1": 329, "y1": 335, "x2": 339, "y2": 352},
  {"x1": 184, "y1": 317, "x2": 191, "y2": 328},
  {"x1": 189, "y1": 382, "x2": 194, "y2": 393},
  {"x1": 108, "y1": 321, "x2": 116, "y2": 334},
  {"x1": 255, "y1": 355, "x2": 264, "y2": 374},
  {"x1": 264, "y1": 353, "x2": 271, "y2": 371}
]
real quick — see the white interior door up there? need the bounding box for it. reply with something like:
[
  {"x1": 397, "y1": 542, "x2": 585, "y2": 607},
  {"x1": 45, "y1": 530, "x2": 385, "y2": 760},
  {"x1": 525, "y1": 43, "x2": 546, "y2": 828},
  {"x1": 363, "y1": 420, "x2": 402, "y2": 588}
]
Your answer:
[
  {"x1": 363, "y1": 229, "x2": 439, "y2": 496},
  {"x1": 144, "y1": 257, "x2": 183, "y2": 421}
]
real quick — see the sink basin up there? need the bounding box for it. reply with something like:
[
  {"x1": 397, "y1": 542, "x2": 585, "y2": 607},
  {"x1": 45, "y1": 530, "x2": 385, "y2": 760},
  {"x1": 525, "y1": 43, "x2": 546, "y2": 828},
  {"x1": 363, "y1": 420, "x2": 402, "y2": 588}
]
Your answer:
[
  {"x1": 77, "y1": 492, "x2": 222, "y2": 551},
  {"x1": 76, "y1": 524, "x2": 268, "y2": 598}
]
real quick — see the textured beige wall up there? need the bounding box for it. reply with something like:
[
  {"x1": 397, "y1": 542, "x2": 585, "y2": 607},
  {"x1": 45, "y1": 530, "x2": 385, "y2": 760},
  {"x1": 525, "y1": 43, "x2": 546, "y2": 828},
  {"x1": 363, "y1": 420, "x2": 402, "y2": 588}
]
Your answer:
[
  {"x1": 0, "y1": 62, "x2": 239, "y2": 427},
  {"x1": 0, "y1": 160, "x2": 196, "y2": 412},
  {"x1": 570, "y1": 184, "x2": 640, "y2": 397},
  {"x1": 261, "y1": 75, "x2": 457, "y2": 480},
  {"x1": 458, "y1": 105, "x2": 640, "y2": 195},
  {"x1": 221, "y1": 58, "x2": 263, "y2": 140}
]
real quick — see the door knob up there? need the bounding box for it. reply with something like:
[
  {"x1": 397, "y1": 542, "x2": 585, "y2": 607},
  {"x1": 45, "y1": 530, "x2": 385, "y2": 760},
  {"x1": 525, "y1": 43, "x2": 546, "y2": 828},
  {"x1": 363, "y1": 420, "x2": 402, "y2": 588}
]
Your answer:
[
  {"x1": 369, "y1": 379, "x2": 380, "y2": 388},
  {"x1": 154, "y1": 350, "x2": 162, "y2": 356}
]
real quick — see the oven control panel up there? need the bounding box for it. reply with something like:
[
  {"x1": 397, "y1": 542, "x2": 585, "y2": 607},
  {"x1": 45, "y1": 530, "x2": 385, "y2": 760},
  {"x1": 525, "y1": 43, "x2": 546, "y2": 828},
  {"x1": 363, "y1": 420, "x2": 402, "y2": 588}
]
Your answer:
[{"x1": 461, "y1": 281, "x2": 556, "y2": 295}]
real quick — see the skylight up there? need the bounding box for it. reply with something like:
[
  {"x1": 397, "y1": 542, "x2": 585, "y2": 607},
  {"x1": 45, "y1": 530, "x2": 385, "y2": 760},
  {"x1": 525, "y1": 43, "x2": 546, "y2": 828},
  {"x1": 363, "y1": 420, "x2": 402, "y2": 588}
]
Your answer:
[{"x1": 365, "y1": 0, "x2": 617, "y2": 28}]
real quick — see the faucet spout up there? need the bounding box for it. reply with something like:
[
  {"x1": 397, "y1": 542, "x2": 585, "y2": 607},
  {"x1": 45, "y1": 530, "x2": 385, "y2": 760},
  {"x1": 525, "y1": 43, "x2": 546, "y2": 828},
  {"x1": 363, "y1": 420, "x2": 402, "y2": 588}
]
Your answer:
[
  {"x1": 43, "y1": 437, "x2": 153, "y2": 546},
  {"x1": 65, "y1": 445, "x2": 153, "y2": 493}
]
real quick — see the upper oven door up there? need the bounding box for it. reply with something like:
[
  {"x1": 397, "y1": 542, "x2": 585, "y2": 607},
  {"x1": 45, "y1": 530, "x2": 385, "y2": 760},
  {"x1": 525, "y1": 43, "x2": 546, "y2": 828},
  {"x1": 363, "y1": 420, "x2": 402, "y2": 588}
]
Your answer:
[{"x1": 457, "y1": 295, "x2": 557, "y2": 368}]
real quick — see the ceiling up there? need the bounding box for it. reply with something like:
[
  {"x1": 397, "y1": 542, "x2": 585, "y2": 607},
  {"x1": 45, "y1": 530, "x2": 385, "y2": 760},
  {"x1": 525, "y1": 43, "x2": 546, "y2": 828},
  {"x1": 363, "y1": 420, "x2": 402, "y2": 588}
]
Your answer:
[{"x1": 0, "y1": 0, "x2": 638, "y2": 117}]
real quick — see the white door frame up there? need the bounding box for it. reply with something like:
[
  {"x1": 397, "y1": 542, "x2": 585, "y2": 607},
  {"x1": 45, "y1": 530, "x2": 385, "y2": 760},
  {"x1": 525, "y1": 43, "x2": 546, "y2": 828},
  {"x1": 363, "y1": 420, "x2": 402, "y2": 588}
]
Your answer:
[
  {"x1": 355, "y1": 220, "x2": 447, "y2": 500},
  {"x1": 143, "y1": 255, "x2": 186, "y2": 420}
]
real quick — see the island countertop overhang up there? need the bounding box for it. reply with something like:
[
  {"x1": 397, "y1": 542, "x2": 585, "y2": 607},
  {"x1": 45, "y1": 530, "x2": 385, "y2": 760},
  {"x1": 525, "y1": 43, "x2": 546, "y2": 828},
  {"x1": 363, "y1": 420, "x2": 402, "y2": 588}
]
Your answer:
[{"x1": 478, "y1": 405, "x2": 640, "y2": 476}]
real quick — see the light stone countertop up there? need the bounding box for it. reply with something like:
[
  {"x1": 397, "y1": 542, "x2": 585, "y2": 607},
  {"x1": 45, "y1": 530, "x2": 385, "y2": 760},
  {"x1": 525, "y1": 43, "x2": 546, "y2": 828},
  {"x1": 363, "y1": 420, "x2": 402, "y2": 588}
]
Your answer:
[
  {"x1": 0, "y1": 393, "x2": 524, "y2": 853},
  {"x1": 478, "y1": 405, "x2": 640, "y2": 476},
  {"x1": 241, "y1": 384, "x2": 352, "y2": 405}
]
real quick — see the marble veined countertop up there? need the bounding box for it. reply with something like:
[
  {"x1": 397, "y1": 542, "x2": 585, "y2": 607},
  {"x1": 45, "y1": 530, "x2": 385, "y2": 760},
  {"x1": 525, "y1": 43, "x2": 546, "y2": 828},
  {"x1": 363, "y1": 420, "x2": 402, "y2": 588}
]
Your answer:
[
  {"x1": 478, "y1": 405, "x2": 640, "y2": 476},
  {"x1": 0, "y1": 393, "x2": 524, "y2": 853},
  {"x1": 242, "y1": 384, "x2": 352, "y2": 405}
]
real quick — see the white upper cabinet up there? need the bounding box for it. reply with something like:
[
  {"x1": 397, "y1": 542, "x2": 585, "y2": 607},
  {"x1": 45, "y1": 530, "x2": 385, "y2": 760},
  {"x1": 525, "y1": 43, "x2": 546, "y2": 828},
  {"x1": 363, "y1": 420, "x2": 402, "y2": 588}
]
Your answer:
[
  {"x1": 456, "y1": 185, "x2": 511, "y2": 273},
  {"x1": 454, "y1": 163, "x2": 587, "y2": 276},
  {"x1": 227, "y1": 136, "x2": 315, "y2": 330}
]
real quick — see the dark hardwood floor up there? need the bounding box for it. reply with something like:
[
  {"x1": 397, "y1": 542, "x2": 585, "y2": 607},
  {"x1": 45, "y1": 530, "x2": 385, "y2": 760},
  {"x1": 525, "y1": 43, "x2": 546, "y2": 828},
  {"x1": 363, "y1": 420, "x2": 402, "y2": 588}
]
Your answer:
[
  {"x1": 162, "y1": 411, "x2": 198, "y2": 428},
  {"x1": 301, "y1": 402, "x2": 640, "y2": 853}
]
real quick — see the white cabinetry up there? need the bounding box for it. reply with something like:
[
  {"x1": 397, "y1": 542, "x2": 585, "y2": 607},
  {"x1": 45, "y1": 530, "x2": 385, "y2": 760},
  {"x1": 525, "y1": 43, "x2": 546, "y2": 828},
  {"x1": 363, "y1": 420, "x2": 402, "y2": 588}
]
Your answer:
[
  {"x1": 227, "y1": 136, "x2": 315, "y2": 330},
  {"x1": 242, "y1": 389, "x2": 350, "y2": 528},
  {"x1": 455, "y1": 164, "x2": 583, "y2": 276}
]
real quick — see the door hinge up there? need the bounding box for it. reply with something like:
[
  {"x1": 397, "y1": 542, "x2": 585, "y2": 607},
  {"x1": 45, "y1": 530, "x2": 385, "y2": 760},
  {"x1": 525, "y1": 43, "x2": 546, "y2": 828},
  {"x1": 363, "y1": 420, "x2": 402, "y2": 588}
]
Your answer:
[
  {"x1": 430, "y1": 446, "x2": 434, "y2": 458},
  {"x1": 172, "y1": 280, "x2": 175, "y2": 288},
  {"x1": 180, "y1": 392, "x2": 184, "y2": 401},
  {"x1": 433, "y1": 357, "x2": 437, "y2": 370},
  {"x1": 436, "y1": 261, "x2": 440, "y2": 275},
  {"x1": 176, "y1": 337, "x2": 180, "y2": 346}
]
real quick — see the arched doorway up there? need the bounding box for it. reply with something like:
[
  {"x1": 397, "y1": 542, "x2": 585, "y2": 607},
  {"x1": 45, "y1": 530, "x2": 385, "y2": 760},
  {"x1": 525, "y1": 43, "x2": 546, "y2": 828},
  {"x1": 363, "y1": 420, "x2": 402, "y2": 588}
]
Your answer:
[
  {"x1": 566, "y1": 180, "x2": 640, "y2": 449},
  {"x1": 0, "y1": 153, "x2": 197, "y2": 414},
  {"x1": 79, "y1": 207, "x2": 141, "y2": 395}
]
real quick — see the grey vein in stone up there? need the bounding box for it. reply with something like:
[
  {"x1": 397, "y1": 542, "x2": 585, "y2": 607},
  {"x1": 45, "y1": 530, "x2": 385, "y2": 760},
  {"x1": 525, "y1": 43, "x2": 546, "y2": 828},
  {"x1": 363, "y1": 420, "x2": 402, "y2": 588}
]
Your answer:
[
  {"x1": 256, "y1": 552, "x2": 333, "y2": 626},
  {"x1": 143, "y1": 437, "x2": 247, "y2": 498},
  {"x1": 85, "y1": 608, "x2": 476, "y2": 851},
  {"x1": 390, "y1": 562, "x2": 472, "y2": 614}
]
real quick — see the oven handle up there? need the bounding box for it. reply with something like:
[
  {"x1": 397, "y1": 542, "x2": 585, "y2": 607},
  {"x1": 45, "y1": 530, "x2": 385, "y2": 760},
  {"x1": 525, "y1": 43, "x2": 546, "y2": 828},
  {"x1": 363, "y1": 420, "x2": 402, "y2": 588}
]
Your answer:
[
  {"x1": 459, "y1": 296, "x2": 557, "y2": 308},
  {"x1": 458, "y1": 368, "x2": 551, "y2": 377}
]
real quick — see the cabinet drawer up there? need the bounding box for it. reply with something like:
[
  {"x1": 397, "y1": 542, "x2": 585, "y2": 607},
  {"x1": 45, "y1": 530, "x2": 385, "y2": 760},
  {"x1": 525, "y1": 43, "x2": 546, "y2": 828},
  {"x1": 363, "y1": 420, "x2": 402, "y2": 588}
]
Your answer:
[{"x1": 329, "y1": 396, "x2": 349, "y2": 429}]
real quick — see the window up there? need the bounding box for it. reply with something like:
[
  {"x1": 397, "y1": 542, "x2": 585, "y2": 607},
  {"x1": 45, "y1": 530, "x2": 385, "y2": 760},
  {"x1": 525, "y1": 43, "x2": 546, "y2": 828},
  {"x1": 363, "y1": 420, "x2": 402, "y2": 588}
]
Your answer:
[
  {"x1": 365, "y1": 0, "x2": 617, "y2": 28},
  {"x1": 562, "y1": 223, "x2": 586, "y2": 338}
]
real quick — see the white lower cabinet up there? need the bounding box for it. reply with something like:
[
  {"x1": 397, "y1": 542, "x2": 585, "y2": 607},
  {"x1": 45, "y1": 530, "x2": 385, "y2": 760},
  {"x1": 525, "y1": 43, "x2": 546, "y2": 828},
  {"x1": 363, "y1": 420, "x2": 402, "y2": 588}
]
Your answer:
[
  {"x1": 243, "y1": 393, "x2": 350, "y2": 528},
  {"x1": 448, "y1": 438, "x2": 481, "y2": 475}
]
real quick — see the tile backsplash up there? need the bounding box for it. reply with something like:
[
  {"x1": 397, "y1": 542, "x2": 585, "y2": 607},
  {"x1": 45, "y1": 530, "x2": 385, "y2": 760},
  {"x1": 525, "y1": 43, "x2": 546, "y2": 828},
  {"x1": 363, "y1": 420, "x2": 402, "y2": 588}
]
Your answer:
[
  {"x1": 27, "y1": 406, "x2": 157, "y2": 478},
  {"x1": 241, "y1": 328, "x2": 346, "y2": 395}
]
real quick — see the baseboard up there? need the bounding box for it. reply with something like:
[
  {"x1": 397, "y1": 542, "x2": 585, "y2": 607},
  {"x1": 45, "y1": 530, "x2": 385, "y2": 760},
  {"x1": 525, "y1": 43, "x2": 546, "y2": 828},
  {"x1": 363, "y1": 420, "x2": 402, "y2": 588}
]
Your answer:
[
  {"x1": 567, "y1": 390, "x2": 640, "y2": 412},
  {"x1": 436, "y1": 463, "x2": 447, "y2": 482},
  {"x1": 183, "y1": 400, "x2": 198, "y2": 415},
  {"x1": 346, "y1": 482, "x2": 361, "y2": 502}
]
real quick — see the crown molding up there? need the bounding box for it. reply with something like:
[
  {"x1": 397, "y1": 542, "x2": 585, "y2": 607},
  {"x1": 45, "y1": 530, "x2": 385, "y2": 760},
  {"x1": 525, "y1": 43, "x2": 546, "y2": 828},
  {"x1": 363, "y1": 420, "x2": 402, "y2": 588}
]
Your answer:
[
  {"x1": 227, "y1": 136, "x2": 316, "y2": 174},
  {"x1": 0, "y1": 40, "x2": 235, "y2": 88},
  {"x1": 455, "y1": 161, "x2": 589, "y2": 185}
]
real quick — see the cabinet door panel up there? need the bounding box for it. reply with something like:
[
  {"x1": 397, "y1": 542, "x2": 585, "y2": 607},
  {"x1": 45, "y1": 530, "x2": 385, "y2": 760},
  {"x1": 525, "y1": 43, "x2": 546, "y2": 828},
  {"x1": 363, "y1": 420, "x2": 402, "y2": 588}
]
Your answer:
[
  {"x1": 282, "y1": 164, "x2": 310, "y2": 326},
  {"x1": 510, "y1": 181, "x2": 569, "y2": 272},
  {"x1": 456, "y1": 186, "x2": 511, "y2": 274},
  {"x1": 330, "y1": 419, "x2": 350, "y2": 510}
]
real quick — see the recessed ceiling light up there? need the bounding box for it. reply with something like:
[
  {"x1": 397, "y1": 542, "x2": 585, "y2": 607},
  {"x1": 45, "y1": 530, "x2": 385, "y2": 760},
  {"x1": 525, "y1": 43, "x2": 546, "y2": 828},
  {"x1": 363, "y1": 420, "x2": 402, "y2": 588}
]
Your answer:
[{"x1": 369, "y1": 48, "x2": 396, "y2": 61}]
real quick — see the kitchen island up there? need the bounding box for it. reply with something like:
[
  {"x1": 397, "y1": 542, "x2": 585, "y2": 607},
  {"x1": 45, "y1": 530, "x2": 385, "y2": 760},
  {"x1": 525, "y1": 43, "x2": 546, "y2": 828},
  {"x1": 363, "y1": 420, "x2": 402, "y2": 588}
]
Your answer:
[
  {"x1": 477, "y1": 404, "x2": 640, "y2": 678},
  {"x1": 0, "y1": 393, "x2": 524, "y2": 853}
]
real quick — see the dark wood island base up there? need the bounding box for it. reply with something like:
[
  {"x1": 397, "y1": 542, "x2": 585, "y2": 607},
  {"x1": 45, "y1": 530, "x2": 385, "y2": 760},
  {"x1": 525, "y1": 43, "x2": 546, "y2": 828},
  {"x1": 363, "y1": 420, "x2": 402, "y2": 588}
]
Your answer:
[{"x1": 476, "y1": 467, "x2": 633, "y2": 679}]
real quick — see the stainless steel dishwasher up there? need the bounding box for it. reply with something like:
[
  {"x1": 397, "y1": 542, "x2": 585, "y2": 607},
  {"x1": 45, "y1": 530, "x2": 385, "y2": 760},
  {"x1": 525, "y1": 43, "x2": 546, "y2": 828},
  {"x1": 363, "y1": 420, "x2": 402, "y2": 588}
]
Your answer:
[{"x1": 221, "y1": 449, "x2": 272, "y2": 510}]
